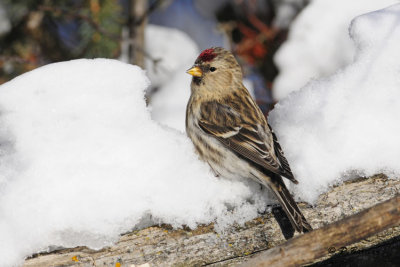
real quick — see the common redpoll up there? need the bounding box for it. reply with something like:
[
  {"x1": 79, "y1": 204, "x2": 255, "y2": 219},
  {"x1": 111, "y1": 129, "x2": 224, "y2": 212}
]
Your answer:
[{"x1": 186, "y1": 47, "x2": 312, "y2": 233}]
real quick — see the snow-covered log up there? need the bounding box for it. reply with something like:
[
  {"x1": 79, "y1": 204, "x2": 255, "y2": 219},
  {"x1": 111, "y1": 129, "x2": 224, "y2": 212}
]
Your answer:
[{"x1": 23, "y1": 174, "x2": 400, "y2": 267}]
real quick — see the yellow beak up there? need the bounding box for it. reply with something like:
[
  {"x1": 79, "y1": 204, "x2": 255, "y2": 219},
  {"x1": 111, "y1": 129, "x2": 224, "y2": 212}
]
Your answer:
[{"x1": 186, "y1": 66, "x2": 203, "y2": 77}]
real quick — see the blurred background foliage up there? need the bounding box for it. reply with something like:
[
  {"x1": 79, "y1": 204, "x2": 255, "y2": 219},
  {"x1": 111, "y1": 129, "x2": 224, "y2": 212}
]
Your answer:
[
  {"x1": 0, "y1": 0, "x2": 123, "y2": 83},
  {"x1": 0, "y1": 0, "x2": 308, "y2": 112}
]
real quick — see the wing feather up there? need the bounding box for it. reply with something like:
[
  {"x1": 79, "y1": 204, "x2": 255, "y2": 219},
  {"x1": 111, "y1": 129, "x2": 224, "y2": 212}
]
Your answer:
[{"x1": 198, "y1": 101, "x2": 296, "y2": 182}]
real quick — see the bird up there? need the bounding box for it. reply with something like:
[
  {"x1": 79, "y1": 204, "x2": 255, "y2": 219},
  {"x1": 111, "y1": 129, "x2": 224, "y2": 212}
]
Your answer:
[{"x1": 185, "y1": 47, "x2": 312, "y2": 233}]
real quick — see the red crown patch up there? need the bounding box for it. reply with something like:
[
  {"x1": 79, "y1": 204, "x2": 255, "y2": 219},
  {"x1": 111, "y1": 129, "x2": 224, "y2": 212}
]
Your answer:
[{"x1": 197, "y1": 48, "x2": 217, "y2": 62}]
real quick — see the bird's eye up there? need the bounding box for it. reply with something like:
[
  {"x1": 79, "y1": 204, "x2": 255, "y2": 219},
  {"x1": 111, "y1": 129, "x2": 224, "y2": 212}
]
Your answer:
[{"x1": 210, "y1": 67, "x2": 216, "y2": 72}]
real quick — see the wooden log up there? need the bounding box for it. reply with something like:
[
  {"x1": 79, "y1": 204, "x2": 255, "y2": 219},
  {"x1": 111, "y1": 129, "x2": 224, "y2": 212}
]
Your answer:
[
  {"x1": 241, "y1": 194, "x2": 400, "y2": 267},
  {"x1": 23, "y1": 174, "x2": 400, "y2": 267}
]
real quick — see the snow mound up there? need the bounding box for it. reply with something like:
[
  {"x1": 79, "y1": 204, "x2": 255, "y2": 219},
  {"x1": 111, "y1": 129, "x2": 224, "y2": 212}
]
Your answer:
[
  {"x1": 0, "y1": 59, "x2": 266, "y2": 266},
  {"x1": 146, "y1": 25, "x2": 199, "y2": 131},
  {"x1": 269, "y1": 4, "x2": 400, "y2": 203},
  {"x1": 273, "y1": 0, "x2": 399, "y2": 100}
]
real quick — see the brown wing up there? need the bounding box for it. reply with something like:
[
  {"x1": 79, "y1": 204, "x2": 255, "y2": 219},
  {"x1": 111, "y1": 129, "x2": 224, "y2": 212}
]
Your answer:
[
  {"x1": 198, "y1": 102, "x2": 297, "y2": 183},
  {"x1": 268, "y1": 124, "x2": 297, "y2": 183}
]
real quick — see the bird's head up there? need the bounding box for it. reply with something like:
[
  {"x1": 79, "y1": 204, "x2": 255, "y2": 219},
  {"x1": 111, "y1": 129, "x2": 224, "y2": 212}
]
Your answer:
[{"x1": 186, "y1": 47, "x2": 243, "y2": 93}]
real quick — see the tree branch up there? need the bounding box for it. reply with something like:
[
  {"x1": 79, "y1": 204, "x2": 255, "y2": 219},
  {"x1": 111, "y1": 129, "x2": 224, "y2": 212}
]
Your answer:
[{"x1": 241, "y1": 194, "x2": 400, "y2": 267}]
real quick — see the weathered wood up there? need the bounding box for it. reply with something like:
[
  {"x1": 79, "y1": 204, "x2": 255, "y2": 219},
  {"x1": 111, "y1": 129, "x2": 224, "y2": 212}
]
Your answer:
[
  {"x1": 241, "y1": 194, "x2": 400, "y2": 267},
  {"x1": 23, "y1": 174, "x2": 400, "y2": 267}
]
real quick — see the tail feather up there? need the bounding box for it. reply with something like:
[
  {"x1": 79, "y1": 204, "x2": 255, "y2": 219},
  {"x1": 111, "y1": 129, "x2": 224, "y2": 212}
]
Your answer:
[{"x1": 269, "y1": 174, "x2": 312, "y2": 233}]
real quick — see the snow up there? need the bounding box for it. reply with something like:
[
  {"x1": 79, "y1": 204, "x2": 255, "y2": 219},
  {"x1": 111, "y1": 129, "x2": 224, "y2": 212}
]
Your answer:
[
  {"x1": 273, "y1": 0, "x2": 305, "y2": 29},
  {"x1": 273, "y1": 0, "x2": 399, "y2": 100},
  {"x1": 0, "y1": 59, "x2": 267, "y2": 266},
  {"x1": 2, "y1": 3, "x2": 400, "y2": 265},
  {"x1": 269, "y1": 4, "x2": 400, "y2": 203},
  {"x1": 145, "y1": 25, "x2": 199, "y2": 132}
]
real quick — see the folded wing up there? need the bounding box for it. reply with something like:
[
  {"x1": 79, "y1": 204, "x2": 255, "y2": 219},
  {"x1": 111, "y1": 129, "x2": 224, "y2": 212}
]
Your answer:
[{"x1": 198, "y1": 102, "x2": 297, "y2": 183}]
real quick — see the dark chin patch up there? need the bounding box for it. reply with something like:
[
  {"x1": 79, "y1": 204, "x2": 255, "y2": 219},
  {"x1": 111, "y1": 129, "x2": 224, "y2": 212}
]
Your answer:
[
  {"x1": 193, "y1": 77, "x2": 202, "y2": 85},
  {"x1": 197, "y1": 48, "x2": 216, "y2": 62}
]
